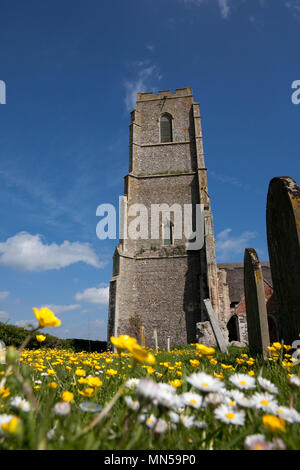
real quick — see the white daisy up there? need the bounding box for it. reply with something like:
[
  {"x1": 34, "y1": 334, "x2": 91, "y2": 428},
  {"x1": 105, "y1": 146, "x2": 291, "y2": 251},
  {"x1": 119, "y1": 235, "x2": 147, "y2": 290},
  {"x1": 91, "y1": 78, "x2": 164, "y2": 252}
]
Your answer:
[
  {"x1": 124, "y1": 395, "x2": 140, "y2": 411},
  {"x1": 168, "y1": 410, "x2": 180, "y2": 424},
  {"x1": 244, "y1": 434, "x2": 272, "y2": 450},
  {"x1": 203, "y1": 392, "x2": 225, "y2": 409},
  {"x1": 229, "y1": 373, "x2": 256, "y2": 390},
  {"x1": 179, "y1": 415, "x2": 195, "y2": 428},
  {"x1": 136, "y1": 379, "x2": 181, "y2": 410},
  {"x1": 251, "y1": 392, "x2": 278, "y2": 413},
  {"x1": 289, "y1": 375, "x2": 300, "y2": 388},
  {"x1": 194, "y1": 420, "x2": 207, "y2": 429},
  {"x1": 214, "y1": 404, "x2": 245, "y2": 426},
  {"x1": 136, "y1": 379, "x2": 161, "y2": 400},
  {"x1": 145, "y1": 414, "x2": 157, "y2": 429},
  {"x1": 47, "y1": 428, "x2": 56, "y2": 440},
  {"x1": 159, "y1": 383, "x2": 176, "y2": 394},
  {"x1": 181, "y1": 392, "x2": 203, "y2": 409},
  {"x1": 125, "y1": 378, "x2": 140, "y2": 389},
  {"x1": 258, "y1": 376, "x2": 279, "y2": 394},
  {"x1": 153, "y1": 418, "x2": 168, "y2": 434},
  {"x1": 10, "y1": 396, "x2": 31, "y2": 412},
  {"x1": 53, "y1": 401, "x2": 71, "y2": 416},
  {"x1": 186, "y1": 372, "x2": 223, "y2": 393},
  {"x1": 230, "y1": 390, "x2": 254, "y2": 408},
  {"x1": 275, "y1": 405, "x2": 300, "y2": 424}
]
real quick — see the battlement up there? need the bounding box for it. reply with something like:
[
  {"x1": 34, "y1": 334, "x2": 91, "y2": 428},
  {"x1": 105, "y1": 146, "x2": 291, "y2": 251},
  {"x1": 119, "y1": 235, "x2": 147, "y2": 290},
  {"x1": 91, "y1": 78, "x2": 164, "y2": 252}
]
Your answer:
[{"x1": 137, "y1": 87, "x2": 193, "y2": 102}]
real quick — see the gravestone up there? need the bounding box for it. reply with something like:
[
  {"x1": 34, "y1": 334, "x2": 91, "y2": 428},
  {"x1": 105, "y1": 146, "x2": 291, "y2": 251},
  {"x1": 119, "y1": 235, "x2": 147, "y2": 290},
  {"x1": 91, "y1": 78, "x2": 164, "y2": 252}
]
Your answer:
[
  {"x1": 203, "y1": 299, "x2": 228, "y2": 354},
  {"x1": 244, "y1": 248, "x2": 270, "y2": 357},
  {"x1": 266, "y1": 176, "x2": 300, "y2": 345}
]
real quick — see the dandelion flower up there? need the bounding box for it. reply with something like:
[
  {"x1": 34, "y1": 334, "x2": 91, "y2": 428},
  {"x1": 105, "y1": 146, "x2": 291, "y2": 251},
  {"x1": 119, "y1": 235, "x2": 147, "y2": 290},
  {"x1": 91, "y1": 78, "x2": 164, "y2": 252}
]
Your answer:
[
  {"x1": 48, "y1": 382, "x2": 58, "y2": 389},
  {"x1": 195, "y1": 344, "x2": 215, "y2": 355},
  {"x1": 87, "y1": 376, "x2": 103, "y2": 388},
  {"x1": 33, "y1": 307, "x2": 61, "y2": 328},
  {"x1": 36, "y1": 335, "x2": 46, "y2": 343},
  {"x1": 262, "y1": 414, "x2": 285, "y2": 433},
  {"x1": 61, "y1": 391, "x2": 74, "y2": 403},
  {"x1": 168, "y1": 379, "x2": 182, "y2": 389},
  {"x1": 78, "y1": 387, "x2": 96, "y2": 398}
]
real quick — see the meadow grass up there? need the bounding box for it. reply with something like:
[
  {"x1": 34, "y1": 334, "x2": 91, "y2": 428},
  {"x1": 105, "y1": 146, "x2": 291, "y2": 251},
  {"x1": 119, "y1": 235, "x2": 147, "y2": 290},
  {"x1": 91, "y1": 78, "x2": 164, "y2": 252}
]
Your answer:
[{"x1": 0, "y1": 339, "x2": 299, "y2": 450}]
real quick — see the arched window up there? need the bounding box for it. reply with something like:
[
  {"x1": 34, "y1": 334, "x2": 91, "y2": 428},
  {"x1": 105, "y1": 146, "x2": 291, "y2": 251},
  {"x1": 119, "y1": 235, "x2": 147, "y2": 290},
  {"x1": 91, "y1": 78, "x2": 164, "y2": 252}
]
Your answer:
[
  {"x1": 163, "y1": 218, "x2": 173, "y2": 245},
  {"x1": 160, "y1": 113, "x2": 173, "y2": 143}
]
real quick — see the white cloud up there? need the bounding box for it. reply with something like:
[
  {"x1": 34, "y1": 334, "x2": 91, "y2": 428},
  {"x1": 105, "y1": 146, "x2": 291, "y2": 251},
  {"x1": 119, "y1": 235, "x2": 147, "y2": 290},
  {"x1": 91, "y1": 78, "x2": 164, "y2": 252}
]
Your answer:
[
  {"x1": 90, "y1": 319, "x2": 106, "y2": 328},
  {"x1": 15, "y1": 319, "x2": 39, "y2": 329},
  {"x1": 285, "y1": 0, "x2": 300, "y2": 19},
  {"x1": 0, "y1": 291, "x2": 10, "y2": 301},
  {"x1": 145, "y1": 43, "x2": 155, "y2": 52},
  {"x1": 75, "y1": 285, "x2": 109, "y2": 305},
  {"x1": 41, "y1": 304, "x2": 81, "y2": 315},
  {"x1": 124, "y1": 62, "x2": 162, "y2": 112},
  {"x1": 218, "y1": 0, "x2": 231, "y2": 18},
  {"x1": 181, "y1": 0, "x2": 231, "y2": 18},
  {"x1": 0, "y1": 311, "x2": 10, "y2": 321},
  {"x1": 0, "y1": 232, "x2": 102, "y2": 271},
  {"x1": 215, "y1": 228, "x2": 257, "y2": 261}
]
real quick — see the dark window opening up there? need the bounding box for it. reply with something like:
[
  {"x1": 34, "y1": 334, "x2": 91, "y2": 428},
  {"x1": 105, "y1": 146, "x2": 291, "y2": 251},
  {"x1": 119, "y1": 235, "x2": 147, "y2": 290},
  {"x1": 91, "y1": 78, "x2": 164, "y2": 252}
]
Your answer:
[
  {"x1": 160, "y1": 114, "x2": 173, "y2": 142},
  {"x1": 227, "y1": 314, "x2": 240, "y2": 342}
]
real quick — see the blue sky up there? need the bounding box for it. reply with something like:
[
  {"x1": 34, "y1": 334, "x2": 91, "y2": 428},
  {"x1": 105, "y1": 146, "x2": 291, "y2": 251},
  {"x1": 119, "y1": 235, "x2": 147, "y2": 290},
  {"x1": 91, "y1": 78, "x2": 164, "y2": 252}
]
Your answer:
[{"x1": 0, "y1": 0, "x2": 299, "y2": 340}]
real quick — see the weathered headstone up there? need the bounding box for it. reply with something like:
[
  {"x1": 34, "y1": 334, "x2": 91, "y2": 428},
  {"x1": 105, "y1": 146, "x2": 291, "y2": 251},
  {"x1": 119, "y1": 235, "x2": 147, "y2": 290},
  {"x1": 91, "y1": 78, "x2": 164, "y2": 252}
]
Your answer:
[
  {"x1": 266, "y1": 176, "x2": 300, "y2": 346},
  {"x1": 203, "y1": 299, "x2": 228, "y2": 354},
  {"x1": 244, "y1": 248, "x2": 270, "y2": 357}
]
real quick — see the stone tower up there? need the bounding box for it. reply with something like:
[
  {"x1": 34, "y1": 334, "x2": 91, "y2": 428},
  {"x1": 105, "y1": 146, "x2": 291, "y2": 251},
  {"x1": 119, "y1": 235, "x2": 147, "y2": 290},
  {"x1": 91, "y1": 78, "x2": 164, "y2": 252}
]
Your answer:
[{"x1": 108, "y1": 87, "x2": 230, "y2": 348}]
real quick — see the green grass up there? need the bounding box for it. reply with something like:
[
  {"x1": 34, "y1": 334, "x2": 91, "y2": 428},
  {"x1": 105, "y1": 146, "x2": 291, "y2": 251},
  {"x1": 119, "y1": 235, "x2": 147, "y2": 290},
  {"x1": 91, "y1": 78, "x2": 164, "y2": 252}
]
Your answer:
[{"x1": 0, "y1": 342, "x2": 299, "y2": 450}]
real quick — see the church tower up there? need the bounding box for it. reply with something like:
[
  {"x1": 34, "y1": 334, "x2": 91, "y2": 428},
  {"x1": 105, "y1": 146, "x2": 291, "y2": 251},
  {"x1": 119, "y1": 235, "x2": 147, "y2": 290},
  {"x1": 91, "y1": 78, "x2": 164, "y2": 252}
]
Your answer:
[{"x1": 108, "y1": 87, "x2": 230, "y2": 348}]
